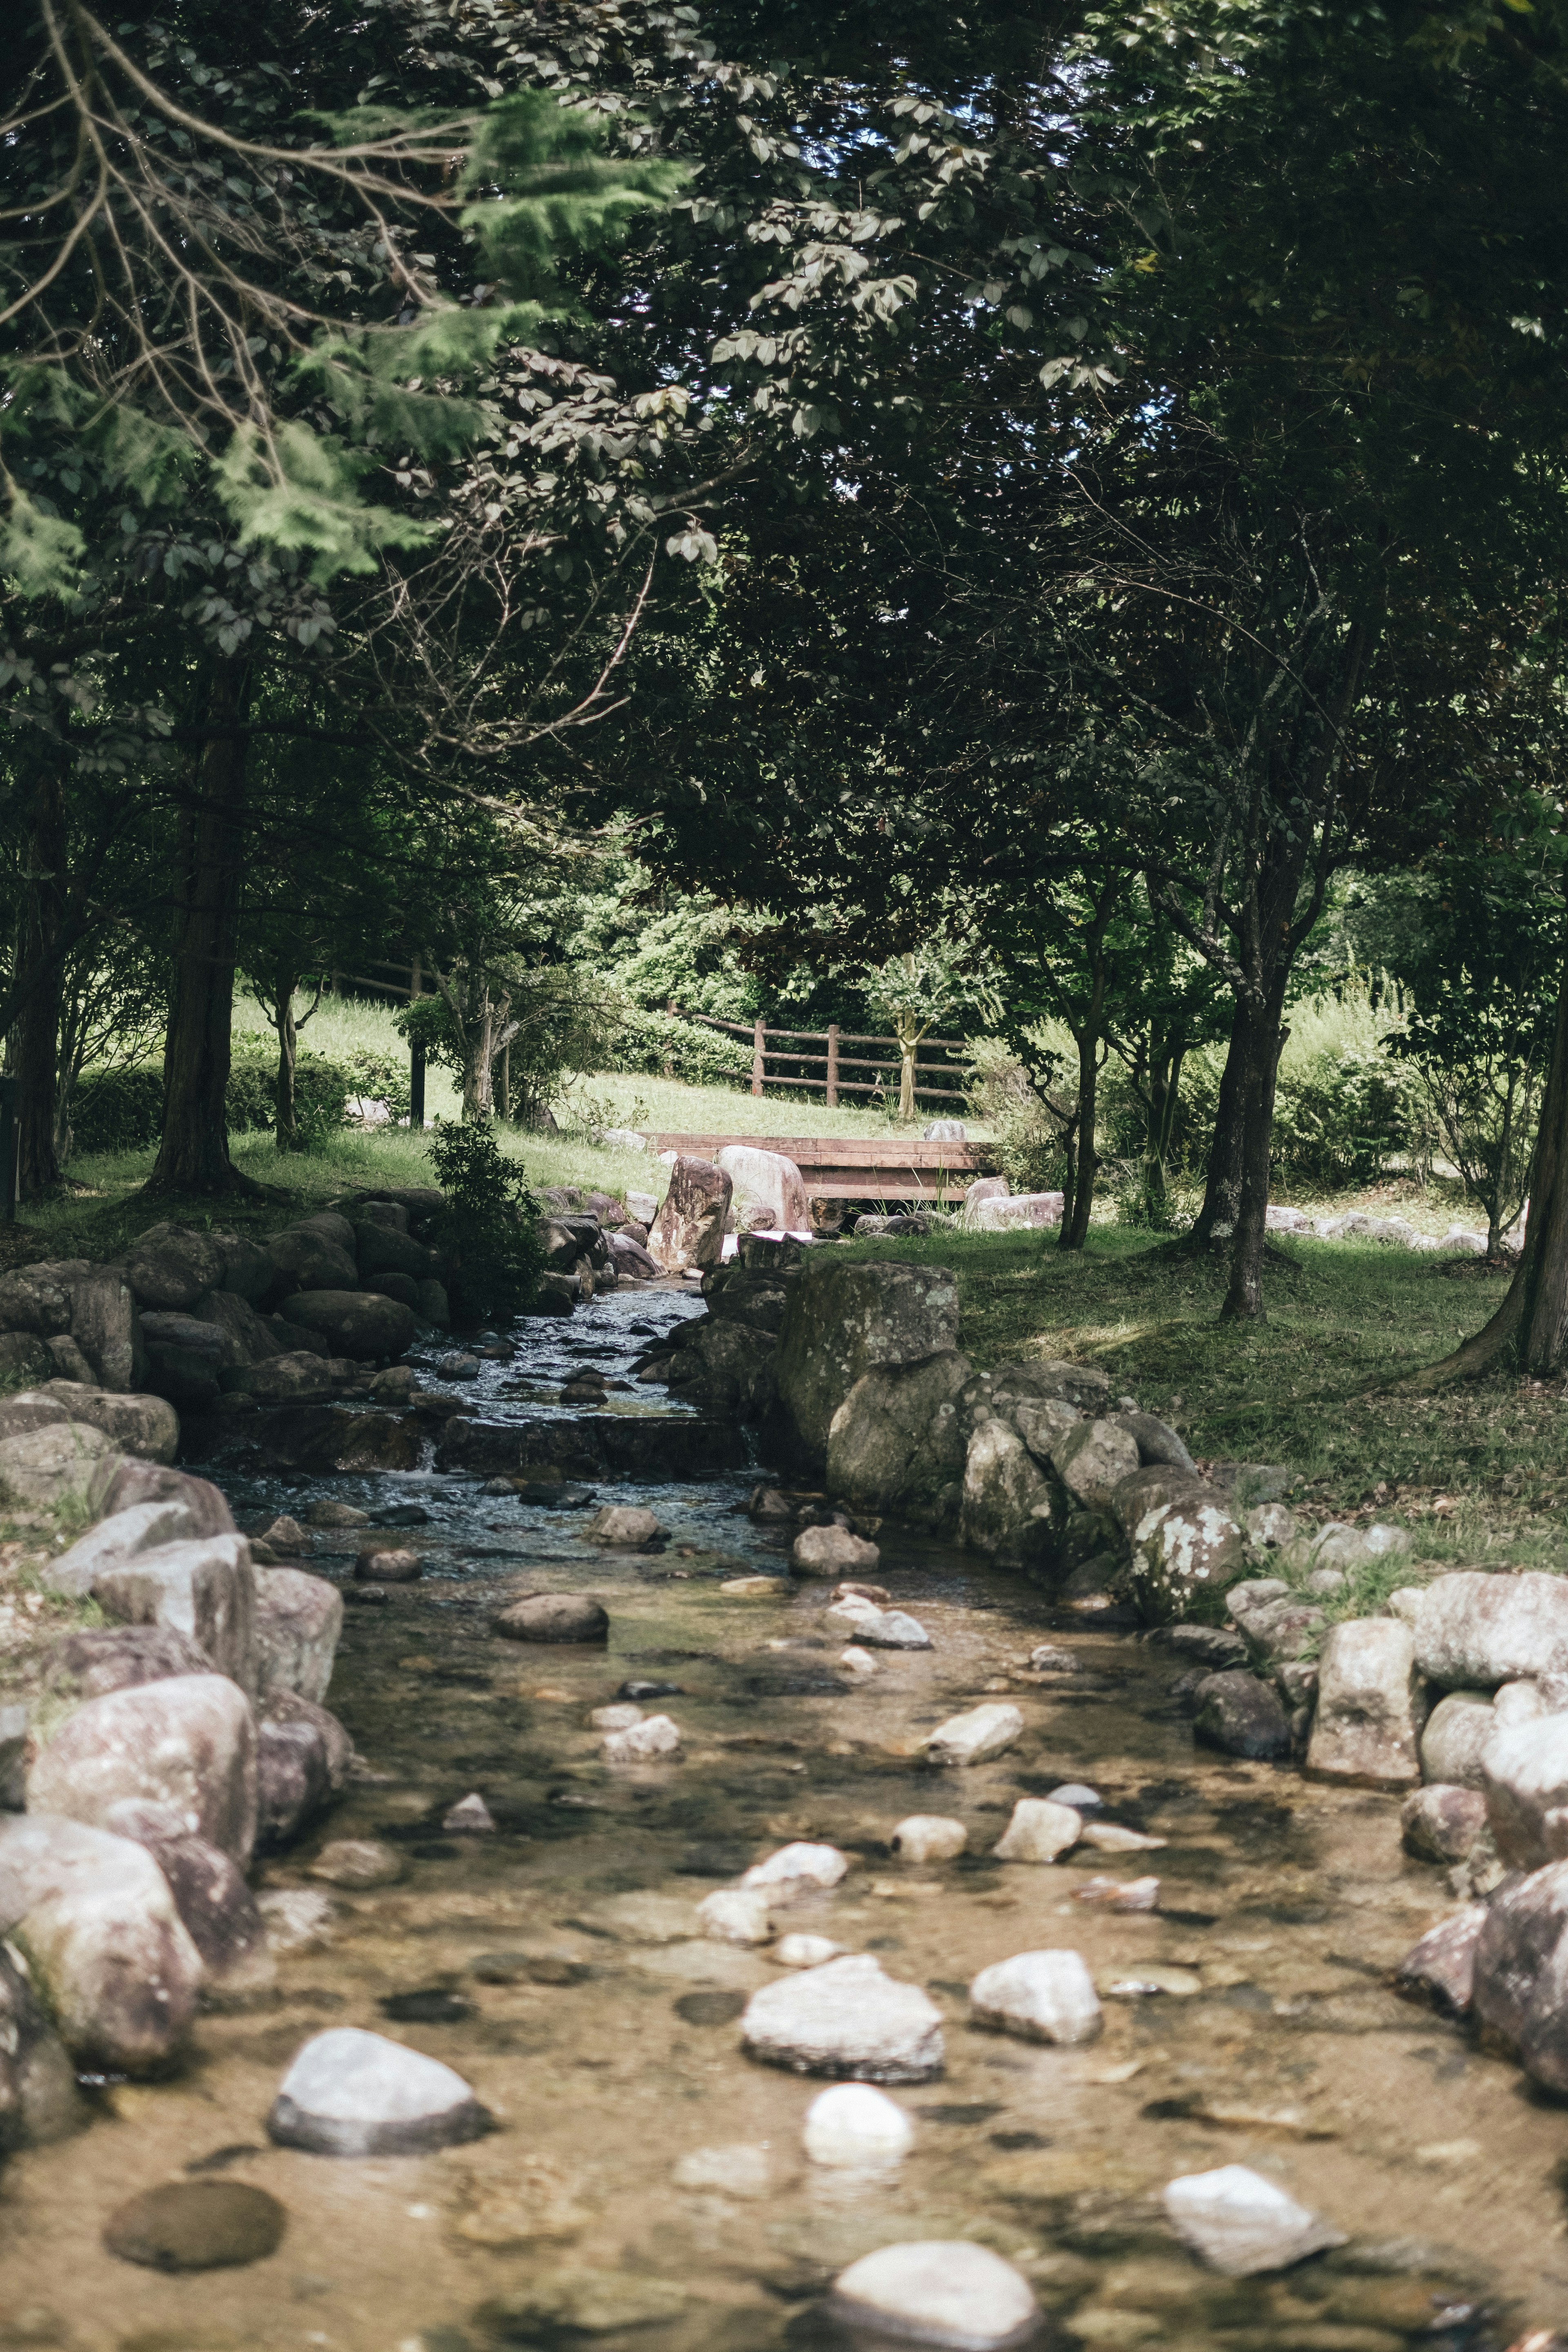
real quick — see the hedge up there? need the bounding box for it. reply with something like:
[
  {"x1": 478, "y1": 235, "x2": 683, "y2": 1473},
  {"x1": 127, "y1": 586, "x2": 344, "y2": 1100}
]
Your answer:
[
  {"x1": 608, "y1": 1007, "x2": 754, "y2": 1086},
  {"x1": 70, "y1": 1047, "x2": 356, "y2": 1157}
]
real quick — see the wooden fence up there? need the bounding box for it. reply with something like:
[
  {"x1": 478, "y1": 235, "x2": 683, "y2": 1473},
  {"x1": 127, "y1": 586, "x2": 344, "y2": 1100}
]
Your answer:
[{"x1": 669, "y1": 1007, "x2": 969, "y2": 1107}]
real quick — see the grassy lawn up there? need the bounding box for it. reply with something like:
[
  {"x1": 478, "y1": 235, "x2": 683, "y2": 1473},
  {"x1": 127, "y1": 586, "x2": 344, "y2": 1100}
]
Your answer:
[{"x1": 840, "y1": 1223, "x2": 1568, "y2": 1586}]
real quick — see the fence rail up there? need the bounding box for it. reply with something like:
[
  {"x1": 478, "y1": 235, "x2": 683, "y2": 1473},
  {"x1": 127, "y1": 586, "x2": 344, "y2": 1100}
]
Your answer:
[{"x1": 670, "y1": 1006, "x2": 970, "y2": 1107}]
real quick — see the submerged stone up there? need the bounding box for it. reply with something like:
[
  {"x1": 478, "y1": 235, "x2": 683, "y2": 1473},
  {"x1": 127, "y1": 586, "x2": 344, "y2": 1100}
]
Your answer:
[
  {"x1": 827, "y1": 2241, "x2": 1041, "y2": 2350},
  {"x1": 103, "y1": 2182, "x2": 286, "y2": 2273},
  {"x1": 267, "y1": 2027, "x2": 488, "y2": 2156}
]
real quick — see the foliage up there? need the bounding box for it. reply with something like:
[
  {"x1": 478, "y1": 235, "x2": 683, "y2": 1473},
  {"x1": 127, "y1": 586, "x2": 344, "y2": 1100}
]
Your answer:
[
  {"x1": 965, "y1": 1038, "x2": 1070, "y2": 1197},
  {"x1": 67, "y1": 1043, "x2": 355, "y2": 1158},
  {"x1": 346, "y1": 1048, "x2": 414, "y2": 1127},
  {"x1": 607, "y1": 1006, "x2": 754, "y2": 1087},
  {"x1": 70, "y1": 1065, "x2": 166, "y2": 1157},
  {"x1": 426, "y1": 1117, "x2": 544, "y2": 1324}
]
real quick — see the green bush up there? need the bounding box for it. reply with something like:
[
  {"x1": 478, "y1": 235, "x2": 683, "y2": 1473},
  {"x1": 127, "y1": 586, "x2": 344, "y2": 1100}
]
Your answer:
[
  {"x1": 69, "y1": 1046, "x2": 354, "y2": 1159},
  {"x1": 607, "y1": 1006, "x2": 754, "y2": 1086},
  {"x1": 427, "y1": 1118, "x2": 545, "y2": 1324},
  {"x1": 70, "y1": 1064, "x2": 165, "y2": 1154}
]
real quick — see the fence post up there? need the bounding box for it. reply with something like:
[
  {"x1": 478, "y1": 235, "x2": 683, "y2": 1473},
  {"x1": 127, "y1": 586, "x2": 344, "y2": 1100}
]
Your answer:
[
  {"x1": 410, "y1": 1042, "x2": 425, "y2": 1132},
  {"x1": 826, "y1": 1022, "x2": 839, "y2": 1108},
  {"x1": 751, "y1": 1016, "x2": 765, "y2": 1098}
]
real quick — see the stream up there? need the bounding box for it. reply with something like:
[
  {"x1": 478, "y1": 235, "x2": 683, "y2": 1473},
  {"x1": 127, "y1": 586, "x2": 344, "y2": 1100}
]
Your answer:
[{"x1": 0, "y1": 1284, "x2": 1561, "y2": 2352}]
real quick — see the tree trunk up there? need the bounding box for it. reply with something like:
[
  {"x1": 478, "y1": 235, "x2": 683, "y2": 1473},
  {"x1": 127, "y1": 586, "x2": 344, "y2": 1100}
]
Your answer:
[
  {"x1": 1191, "y1": 996, "x2": 1249, "y2": 1245},
  {"x1": 144, "y1": 659, "x2": 254, "y2": 1197},
  {"x1": 12, "y1": 747, "x2": 69, "y2": 1200},
  {"x1": 1221, "y1": 988, "x2": 1288, "y2": 1321},
  {"x1": 274, "y1": 971, "x2": 302, "y2": 1152},
  {"x1": 1144, "y1": 1044, "x2": 1185, "y2": 1209},
  {"x1": 1059, "y1": 1033, "x2": 1101, "y2": 1252}
]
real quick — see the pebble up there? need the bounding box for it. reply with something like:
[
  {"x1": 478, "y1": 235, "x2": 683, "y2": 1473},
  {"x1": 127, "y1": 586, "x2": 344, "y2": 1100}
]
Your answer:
[
  {"x1": 473, "y1": 2272, "x2": 686, "y2": 2342},
  {"x1": 890, "y1": 1816, "x2": 967, "y2": 1864},
  {"x1": 472, "y1": 1948, "x2": 591, "y2": 1987},
  {"x1": 672, "y1": 2143, "x2": 772, "y2": 2198},
  {"x1": 773, "y1": 1933, "x2": 844, "y2": 1968},
  {"x1": 803, "y1": 2082, "x2": 915, "y2": 2169},
  {"x1": 103, "y1": 2181, "x2": 287, "y2": 2272},
  {"x1": 1401, "y1": 1784, "x2": 1487, "y2": 1864},
  {"x1": 1028, "y1": 1644, "x2": 1079, "y2": 1672},
  {"x1": 720, "y1": 1575, "x2": 788, "y2": 1596},
  {"x1": 993, "y1": 1797, "x2": 1081, "y2": 1863},
  {"x1": 834, "y1": 1579, "x2": 891, "y2": 1604},
  {"x1": 258, "y1": 1515, "x2": 307, "y2": 1553},
  {"x1": 740, "y1": 1954, "x2": 944, "y2": 2081},
  {"x1": 354, "y1": 1546, "x2": 421, "y2": 1583},
  {"x1": 791, "y1": 1524, "x2": 881, "y2": 1575},
  {"x1": 437, "y1": 1353, "x2": 481, "y2": 1379},
  {"x1": 307, "y1": 1840, "x2": 405, "y2": 1889},
  {"x1": 1074, "y1": 1874, "x2": 1159, "y2": 1911},
  {"x1": 749, "y1": 1486, "x2": 794, "y2": 1519},
  {"x1": 969, "y1": 1950, "x2": 1102, "y2": 2046},
  {"x1": 267, "y1": 2027, "x2": 488, "y2": 2157},
  {"x1": 828, "y1": 2241, "x2": 1039, "y2": 2351},
  {"x1": 443, "y1": 1793, "x2": 496, "y2": 1833},
  {"x1": 698, "y1": 1889, "x2": 774, "y2": 1945},
  {"x1": 257, "y1": 1888, "x2": 334, "y2": 1953},
  {"x1": 920, "y1": 1703, "x2": 1023, "y2": 1766},
  {"x1": 741, "y1": 1841, "x2": 849, "y2": 1893},
  {"x1": 584, "y1": 1504, "x2": 663, "y2": 1547},
  {"x1": 841, "y1": 1605, "x2": 931, "y2": 1650},
  {"x1": 1102, "y1": 1964, "x2": 1201, "y2": 1998},
  {"x1": 590, "y1": 1704, "x2": 643, "y2": 1731},
  {"x1": 1163, "y1": 2163, "x2": 1347, "y2": 2276},
  {"x1": 602, "y1": 1714, "x2": 680, "y2": 1762},
  {"x1": 840, "y1": 1646, "x2": 878, "y2": 1675},
  {"x1": 1080, "y1": 1821, "x2": 1165, "y2": 1852},
  {"x1": 493, "y1": 1593, "x2": 610, "y2": 1645},
  {"x1": 306, "y1": 1501, "x2": 370, "y2": 1528}
]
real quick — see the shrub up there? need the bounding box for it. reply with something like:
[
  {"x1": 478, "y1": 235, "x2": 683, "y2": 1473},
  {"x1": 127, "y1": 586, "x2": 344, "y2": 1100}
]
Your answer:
[
  {"x1": 608, "y1": 1006, "x2": 754, "y2": 1086},
  {"x1": 427, "y1": 1118, "x2": 545, "y2": 1325},
  {"x1": 69, "y1": 1046, "x2": 355, "y2": 1159},
  {"x1": 965, "y1": 1036, "x2": 1069, "y2": 1193},
  {"x1": 70, "y1": 1063, "x2": 164, "y2": 1154}
]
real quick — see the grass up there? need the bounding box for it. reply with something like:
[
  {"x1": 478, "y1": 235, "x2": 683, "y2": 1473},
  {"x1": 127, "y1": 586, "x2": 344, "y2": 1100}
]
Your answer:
[
  {"x1": 837, "y1": 1221, "x2": 1568, "y2": 1587},
  {"x1": 557, "y1": 1067, "x2": 985, "y2": 1143}
]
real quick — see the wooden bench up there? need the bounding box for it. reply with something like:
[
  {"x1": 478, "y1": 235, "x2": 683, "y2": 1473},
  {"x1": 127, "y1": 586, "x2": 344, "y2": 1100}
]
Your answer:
[{"x1": 643, "y1": 1134, "x2": 987, "y2": 1204}]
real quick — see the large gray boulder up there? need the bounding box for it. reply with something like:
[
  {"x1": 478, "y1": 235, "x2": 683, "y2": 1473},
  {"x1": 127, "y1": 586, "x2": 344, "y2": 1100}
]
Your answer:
[
  {"x1": 105, "y1": 1797, "x2": 273, "y2": 1991},
  {"x1": 353, "y1": 1221, "x2": 438, "y2": 1283},
  {"x1": 226, "y1": 1352, "x2": 337, "y2": 1405},
  {"x1": 959, "y1": 1420, "x2": 1059, "y2": 1570},
  {"x1": 1120, "y1": 1474, "x2": 1245, "y2": 1624},
  {"x1": 1481, "y1": 1715, "x2": 1568, "y2": 1870},
  {"x1": 255, "y1": 1691, "x2": 352, "y2": 1850},
  {"x1": 740, "y1": 1955, "x2": 944, "y2": 2082},
  {"x1": 1420, "y1": 1690, "x2": 1497, "y2": 1789},
  {"x1": 1049, "y1": 1417, "x2": 1140, "y2": 1508},
  {"x1": 33, "y1": 1382, "x2": 177, "y2": 1463},
  {"x1": 0, "y1": 1942, "x2": 81, "y2": 2154},
  {"x1": 282, "y1": 1290, "x2": 414, "y2": 1360},
  {"x1": 42, "y1": 1624, "x2": 214, "y2": 1702},
  {"x1": 1411, "y1": 1571, "x2": 1568, "y2": 1689},
  {"x1": 95, "y1": 1455, "x2": 236, "y2": 1536},
  {"x1": 66, "y1": 1266, "x2": 140, "y2": 1390},
  {"x1": 0, "y1": 1419, "x2": 114, "y2": 1511},
  {"x1": 0, "y1": 1814, "x2": 204, "y2": 2072},
  {"x1": 1193, "y1": 1670, "x2": 1292, "y2": 1759},
  {"x1": 123, "y1": 1225, "x2": 227, "y2": 1311},
  {"x1": 254, "y1": 1567, "x2": 342, "y2": 1704},
  {"x1": 265, "y1": 1227, "x2": 359, "y2": 1295},
  {"x1": 775, "y1": 1258, "x2": 961, "y2": 1462},
  {"x1": 214, "y1": 1232, "x2": 274, "y2": 1301},
  {"x1": 92, "y1": 1532, "x2": 257, "y2": 1691},
  {"x1": 666, "y1": 1320, "x2": 777, "y2": 1417},
  {"x1": 714, "y1": 1145, "x2": 811, "y2": 1236},
  {"x1": 0, "y1": 1262, "x2": 81, "y2": 1336},
  {"x1": 188, "y1": 1289, "x2": 284, "y2": 1366},
  {"x1": 1472, "y1": 1861, "x2": 1568, "y2": 2086},
  {"x1": 826, "y1": 1350, "x2": 972, "y2": 1529},
  {"x1": 27, "y1": 1672, "x2": 258, "y2": 1864},
  {"x1": 43, "y1": 1498, "x2": 196, "y2": 1597},
  {"x1": 1304, "y1": 1619, "x2": 1423, "y2": 1789},
  {"x1": 650, "y1": 1156, "x2": 731, "y2": 1272}
]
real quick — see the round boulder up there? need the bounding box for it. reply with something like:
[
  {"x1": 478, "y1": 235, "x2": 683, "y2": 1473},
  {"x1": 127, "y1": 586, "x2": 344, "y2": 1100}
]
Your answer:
[
  {"x1": 828, "y1": 2242, "x2": 1040, "y2": 2351},
  {"x1": 282, "y1": 1291, "x2": 415, "y2": 1360},
  {"x1": 493, "y1": 1592, "x2": 609, "y2": 1645},
  {"x1": 354, "y1": 1545, "x2": 421, "y2": 1583},
  {"x1": 267, "y1": 2026, "x2": 489, "y2": 2156},
  {"x1": 104, "y1": 2180, "x2": 287, "y2": 2272}
]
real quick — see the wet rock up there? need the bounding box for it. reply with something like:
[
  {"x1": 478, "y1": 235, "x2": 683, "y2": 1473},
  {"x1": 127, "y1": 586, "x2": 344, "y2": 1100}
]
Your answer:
[
  {"x1": 1396, "y1": 1904, "x2": 1488, "y2": 2016},
  {"x1": 1305, "y1": 1618, "x2": 1423, "y2": 1790},
  {"x1": 699, "y1": 1889, "x2": 774, "y2": 1944},
  {"x1": 1472, "y1": 1864, "x2": 1568, "y2": 2083},
  {"x1": 1076, "y1": 1873, "x2": 1159, "y2": 1911},
  {"x1": 104, "y1": 1798, "x2": 272, "y2": 1991},
  {"x1": 1123, "y1": 1477, "x2": 1245, "y2": 1624},
  {"x1": 1481, "y1": 1716, "x2": 1568, "y2": 1869},
  {"x1": 775, "y1": 1933, "x2": 844, "y2": 1969},
  {"x1": 1080, "y1": 1821, "x2": 1165, "y2": 1853},
  {"x1": 283, "y1": 1290, "x2": 415, "y2": 1360},
  {"x1": 369, "y1": 1365, "x2": 416, "y2": 1405},
  {"x1": 41, "y1": 1624, "x2": 214, "y2": 1704},
  {"x1": 493, "y1": 1593, "x2": 609, "y2": 1645},
  {"x1": 1412, "y1": 1570, "x2": 1568, "y2": 1690},
  {"x1": 650, "y1": 1156, "x2": 732, "y2": 1272},
  {"x1": 921, "y1": 1702, "x2": 1023, "y2": 1766},
  {"x1": 774, "y1": 1257, "x2": 961, "y2": 1462},
  {"x1": 1401, "y1": 1784, "x2": 1488, "y2": 1863},
  {"x1": 666, "y1": 1319, "x2": 778, "y2": 1417},
  {"x1": 226, "y1": 1353, "x2": 336, "y2": 1406},
  {"x1": 826, "y1": 1600, "x2": 931, "y2": 1649},
  {"x1": 258, "y1": 1887, "x2": 334, "y2": 1953},
  {"x1": 253, "y1": 1567, "x2": 341, "y2": 1704},
  {"x1": 585, "y1": 1503, "x2": 663, "y2": 1547},
  {"x1": 1157, "y1": 1623, "x2": 1248, "y2": 1671},
  {"x1": 0, "y1": 1419, "x2": 114, "y2": 1512},
  {"x1": 438, "y1": 1352, "x2": 481, "y2": 1380},
  {"x1": 309, "y1": 1838, "x2": 404, "y2": 1889},
  {"x1": 124, "y1": 1226, "x2": 227, "y2": 1312},
  {"x1": 256, "y1": 1718, "x2": 333, "y2": 1851},
  {"x1": 267, "y1": 2027, "x2": 488, "y2": 2156},
  {"x1": 257, "y1": 1514, "x2": 307, "y2": 1552},
  {"x1": 890, "y1": 1817, "x2": 967, "y2": 1864},
  {"x1": 266, "y1": 1690, "x2": 352, "y2": 1792},
  {"x1": 43, "y1": 1500, "x2": 198, "y2": 1598},
  {"x1": 804, "y1": 2083, "x2": 915, "y2": 2171},
  {"x1": 791, "y1": 1523, "x2": 880, "y2": 1576},
  {"x1": 993, "y1": 1797, "x2": 1081, "y2": 1863},
  {"x1": 602, "y1": 1714, "x2": 680, "y2": 1762},
  {"x1": 307, "y1": 1499, "x2": 370, "y2": 1529},
  {"x1": 444, "y1": 1793, "x2": 495, "y2": 1833},
  {"x1": 472, "y1": 2271, "x2": 686, "y2": 2342},
  {"x1": 0, "y1": 1814, "x2": 203, "y2": 2072},
  {"x1": 103, "y1": 2180, "x2": 286, "y2": 2273},
  {"x1": 1420, "y1": 1690, "x2": 1496, "y2": 1789},
  {"x1": 969, "y1": 1949, "x2": 1102, "y2": 2045},
  {"x1": 354, "y1": 1544, "x2": 421, "y2": 1583},
  {"x1": 742, "y1": 1841, "x2": 849, "y2": 1894},
  {"x1": 27, "y1": 1384, "x2": 178, "y2": 1463},
  {"x1": 1193, "y1": 1670, "x2": 1292, "y2": 1760},
  {"x1": 960, "y1": 1420, "x2": 1059, "y2": 1571},
  {"x1": 1163, "y1": 2164, "x2": 1346, "y2": 2276},
  {"x1": 740, "y1": 1953, "x2": 944, "y2": 2081},
  {"x1": 1050, "y1": 1417, "x2": 1142, "y2": 1508},
  {"x1": 826, "y1": 1351, "x2": 972, "y2": 1529},
  {"x1": 28, "y1": 1672, "x2": 258, "y2": 1863},
  {"x1": 92, "y1": 1534, "x2": 257, "y2": 1691},
  {"x1": 828, "y1": 2241, "x2": 1039, "y2": 2350}
]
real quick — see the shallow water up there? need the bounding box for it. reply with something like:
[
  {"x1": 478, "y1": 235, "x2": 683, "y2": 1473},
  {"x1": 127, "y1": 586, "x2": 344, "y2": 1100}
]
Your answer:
[{"x1": 2, "y1": 1289, "x2": 1563, "y2": 2350}]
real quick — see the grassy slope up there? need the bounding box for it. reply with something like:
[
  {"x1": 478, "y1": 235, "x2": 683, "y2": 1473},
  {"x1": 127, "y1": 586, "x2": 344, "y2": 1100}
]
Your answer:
[{"x1": 839, "y1": 1225, "x2": 1566, "y2": 1590}]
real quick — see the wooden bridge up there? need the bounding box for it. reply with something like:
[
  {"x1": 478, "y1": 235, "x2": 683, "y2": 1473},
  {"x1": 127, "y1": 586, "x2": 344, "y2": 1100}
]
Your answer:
[{"x1": 644, "y1": 1134, "x2": 987, "y2": 1204}]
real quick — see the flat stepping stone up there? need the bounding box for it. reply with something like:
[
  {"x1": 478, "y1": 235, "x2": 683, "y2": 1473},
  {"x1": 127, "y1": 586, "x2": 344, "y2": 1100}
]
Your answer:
[
  {"x1": 103, "y1": 2181, "x2": 286, "y2": 2272},
  {"x1": 740, "y1": 1954, "x2": 944, "y2": 2082},
  {"x1": 828, "y1": 2241, "x2": 1041, "y2": 2349},
  {"x1": 492, "y1": 1593, "x2": 609, "y2": 1645},
  {"x1": 267, "y1": 2027, "x2": 488, "y2": 2156}
]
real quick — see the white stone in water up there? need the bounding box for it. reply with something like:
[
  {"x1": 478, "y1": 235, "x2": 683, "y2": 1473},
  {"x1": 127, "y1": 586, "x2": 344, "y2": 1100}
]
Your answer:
[
  {"x1": 1047, "y1": 1782, "x2": 1103, "y2": 1810},
  {"x1": 590, "y1": 1704, "x2": 643, "y2": 1731},
  {"x1": 740, "y1": 1954, "x2": 944, "y2": 2081},
  {"x1": 672, "y1": 2142, "x2": 771, "y2": 2198},
  {"x1": 585, "y1": 1504, "x2": 664, "y2": 1548},
  {"x1": 1074, "y1": 1875, "x2": 1159, "y2": 1911},
  {"x1": 890, "y1": 1816, "x2": 967, "y2": 1864},
  {"x1": 803, "y1": 2082, "x2": 915, "y2": 2169},
  {"x1": 443, "y1": 1792, "x2": 495, "y2": 1833},
  {"x1": 742, "y1": 1841, "x2": 848, "y2": 1893},
  {"x1": 921, "y1": 1703, "x2": 1023, "y2": 1766},
  {"x1": 1163, "y1": 2164, "x2": 1346, "y2": 2276},
  {"x1": 829, "y1": 2241, "x2": 1040, "y2": 2351},
  {"x1": 969, "y1": 1950, "x2": 1102, "y2": 2046},
  {"x1": 791, "y1": 1524, "x2": 881, "y2": 1576},
  {"x1": 258, "y1": 1887, "x2": 334, "y2": 1953},
  {"x1": 268, "y1": 2027, "x2": 487, "y2": 2157},
  {"x1": 993, "y1": 1798, "x2": 1080, "y2": 1863},
  {"x1": 774, "y1": 1933, "x2": 844, "y2": 1969},
  {"x1": 602, "y1": 1714, "x2": 680, "y2": 1762},
  {"x1": 698, "y1": 1889, "x2": 774, "y2": 1946},
  {"x1": 852, "y1": 1607, "x2": 932, "y2": 1651},
  {"x1": 1080, "y1": 1821, "x2": 1165, "y2": 1852},
  {"x1": 840, "y1": 1646, "x2": 877, "y2": 1675}
]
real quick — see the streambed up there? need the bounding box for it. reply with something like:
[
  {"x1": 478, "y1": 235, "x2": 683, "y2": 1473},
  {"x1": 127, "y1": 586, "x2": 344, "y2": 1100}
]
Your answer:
[{"x1": 0, "y1": 1287, "x2": 1559, "y2": 2351}]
